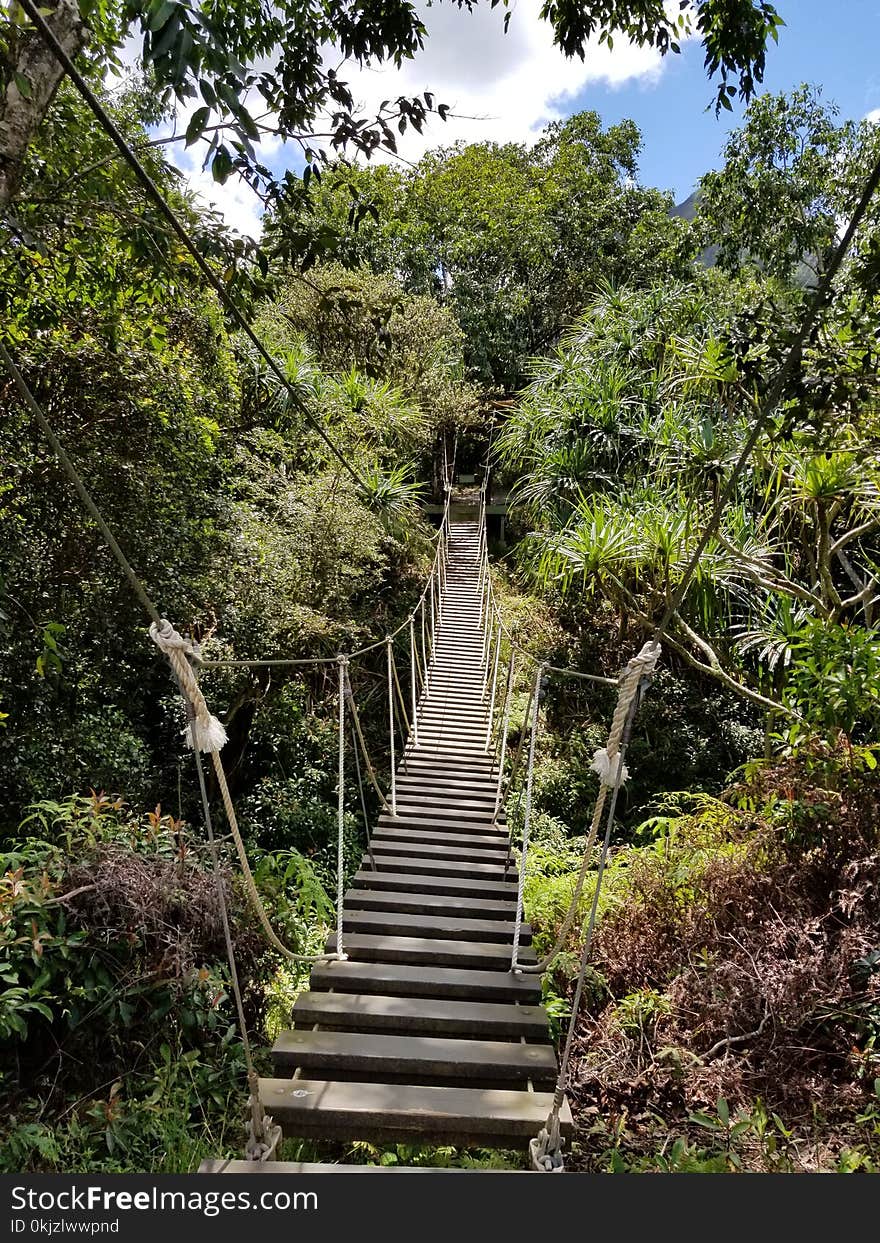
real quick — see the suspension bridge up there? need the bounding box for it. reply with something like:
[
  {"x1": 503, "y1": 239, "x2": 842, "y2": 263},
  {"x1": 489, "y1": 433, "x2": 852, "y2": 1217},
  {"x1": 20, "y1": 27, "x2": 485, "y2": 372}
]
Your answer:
[
  {"x1": 8, "y1": 1, "x2": 878, "y2": 1176},
  {"x1": 196, "y1": 512, "x2": 571, "y2": 1173}
]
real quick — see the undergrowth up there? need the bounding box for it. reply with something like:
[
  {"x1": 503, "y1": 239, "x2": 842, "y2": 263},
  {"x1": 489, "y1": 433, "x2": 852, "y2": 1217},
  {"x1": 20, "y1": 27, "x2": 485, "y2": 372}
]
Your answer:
[
  {"x1": 0, "y1": 792, "x2": 328, "y2": 1173},
  {"x1": 523, "y1": 734, "x2": 880, "y2": 1171}
]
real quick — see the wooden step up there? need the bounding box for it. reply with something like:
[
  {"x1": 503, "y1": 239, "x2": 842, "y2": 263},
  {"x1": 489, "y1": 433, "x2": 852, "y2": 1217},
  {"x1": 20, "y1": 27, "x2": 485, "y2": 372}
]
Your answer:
[
  {"x1": 404, "y1": 744, "x2": 494, "y2": 760},
  {"x1": 375, "y1": 813, "x2": 506, "y2": 836},
  {"x1": 365, "y1": 853, "x2": 512, "y2": 880},
  {"x1": 395, "y1": 774, "x2": 498, "y2": 796},
  {"x1": 330, "y1": 933, "x2": 532, "y2": 970},
  {"x1": 391, "y1": 794, "x2": 501, "y2": 817},
  {"x1": 366, "y1": 840, "x2": 508, "y2": 866},
  {"x1": 351, "y1": 869, "x2": 518, "y2": 900},
  {"x1": 344, "y1": 887, "x2": 516, "y2": 919},
  {"x1": 309, "y1": 959, "x2": 541, "y2": 1002},
  {"x1": 259, "y1": 1078, "x2": 573, "y2": 1147},
  {"x1": 397, "y1": 764, "x2": 497, "y2": 786},
  {"x1": 371, "y1": 827, "x2": 508, "y2": 851},
  {"x1": 341, "y1": 908, "x2": 530, "y2": 944},
  {"x1": 403, "y1": 753, "x2": 495, "y2": 773},
  {"x1": 272, "y1": 1029, "x2": 556, "y2": 1082},
  {"x1": 291, "y1": 992, "x2": 548, "y2": 1038}
]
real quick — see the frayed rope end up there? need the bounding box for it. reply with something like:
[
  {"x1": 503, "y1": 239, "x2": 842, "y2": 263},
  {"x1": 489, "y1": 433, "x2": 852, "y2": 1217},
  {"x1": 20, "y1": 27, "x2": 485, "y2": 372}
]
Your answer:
[
  {"x1": 184, "y1": 714, "x2": 227, "y2": 753},
  {"x1": 591, "y1": 746, "x2": 629, "y2": 787}
]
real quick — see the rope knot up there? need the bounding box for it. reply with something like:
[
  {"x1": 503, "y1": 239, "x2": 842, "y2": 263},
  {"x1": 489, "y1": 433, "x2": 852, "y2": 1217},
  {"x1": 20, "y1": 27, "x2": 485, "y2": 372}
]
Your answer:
[
  {"x1": 149, "y1": 619, "x2": 227, "y2": 753},
  {"x1": 149, "y1": 617, "x2": 198, "y2": 659},
  {"x1": 591, "y1": 642, "x2": 662, "y2": 788},
  {"x1": 625, "y1": 639, "x2": 662, "y2": 682},
  {"x1": 529, "y1": 1124, "x2": 565, "y2": 1173}
]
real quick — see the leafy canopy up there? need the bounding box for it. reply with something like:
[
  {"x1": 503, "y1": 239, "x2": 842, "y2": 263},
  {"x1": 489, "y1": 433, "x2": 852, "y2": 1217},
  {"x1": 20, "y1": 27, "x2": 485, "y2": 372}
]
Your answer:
[
  {"x1": 272, "y1": 113, "x2": 696, "y2": 388},
  {"x1": 2, "y1": 0, "x2": 786, "y2": 198}
]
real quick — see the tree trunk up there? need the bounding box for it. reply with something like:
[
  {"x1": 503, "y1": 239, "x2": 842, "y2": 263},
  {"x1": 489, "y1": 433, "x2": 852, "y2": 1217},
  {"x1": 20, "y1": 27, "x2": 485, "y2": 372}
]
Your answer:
[{"x1": 0, "y1": 0, "x2": 87, "y2": 206}]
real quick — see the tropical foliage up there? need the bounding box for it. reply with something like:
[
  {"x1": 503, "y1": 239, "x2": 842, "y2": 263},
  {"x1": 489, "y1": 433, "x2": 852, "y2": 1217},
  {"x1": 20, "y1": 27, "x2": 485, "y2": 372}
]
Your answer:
[{"x1": 2, "y1": 23, "x2": 880, "y2": 1174}]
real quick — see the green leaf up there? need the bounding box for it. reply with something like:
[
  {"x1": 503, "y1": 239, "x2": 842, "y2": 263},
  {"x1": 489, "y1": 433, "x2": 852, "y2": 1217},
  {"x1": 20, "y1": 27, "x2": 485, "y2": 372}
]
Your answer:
[
  {"x1": 148, "y1": 0, "x2": 178, "y2": 32},
  {"x1": 185, "y1": 106, "x2": 210, "y2": 146},
  {"x1": 150, "y1": 14, "x2": 181, "y2": 62},
  {"x1": 211, "y1": 148, "x2": 233, "y2": 183}
]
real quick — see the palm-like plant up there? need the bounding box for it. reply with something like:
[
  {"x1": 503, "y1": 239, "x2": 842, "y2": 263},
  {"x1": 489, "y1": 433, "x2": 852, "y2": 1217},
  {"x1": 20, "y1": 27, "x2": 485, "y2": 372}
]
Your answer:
[
  {"x1": 237, "y1": 334, "x2": 322, "y2": 430},
  {"x1": 358, "y1": 463, "x2": 424, "y2": 534}
]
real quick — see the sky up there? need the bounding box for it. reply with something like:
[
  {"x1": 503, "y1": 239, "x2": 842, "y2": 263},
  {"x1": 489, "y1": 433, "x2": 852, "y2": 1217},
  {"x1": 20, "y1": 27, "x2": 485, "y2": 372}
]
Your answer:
[{"x1": 171, "y1": 0, "x2": 880, "y2": 238}]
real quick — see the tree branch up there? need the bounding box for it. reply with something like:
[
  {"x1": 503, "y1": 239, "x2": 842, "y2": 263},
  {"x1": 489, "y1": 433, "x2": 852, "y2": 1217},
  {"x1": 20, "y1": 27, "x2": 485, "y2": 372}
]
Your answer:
[
  {"x1": 829, "y1": 515, "x2": 880, "y2": 557},
  {"x1": 714, "y1": 532, "x2": 822, "y2": 610},
  {"x1": 670, "y1": 611, "x2": 796, "y2": 717}
]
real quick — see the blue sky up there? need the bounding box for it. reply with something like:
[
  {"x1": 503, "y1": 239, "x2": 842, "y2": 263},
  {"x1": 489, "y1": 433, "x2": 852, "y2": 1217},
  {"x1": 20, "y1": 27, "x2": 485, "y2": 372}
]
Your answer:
[
  {"x1": 583, "y1": 0, "x2": 880, "y2": 201},
  {"x1": 176, "y1": 1, "x2": 880, "y2": 235}
]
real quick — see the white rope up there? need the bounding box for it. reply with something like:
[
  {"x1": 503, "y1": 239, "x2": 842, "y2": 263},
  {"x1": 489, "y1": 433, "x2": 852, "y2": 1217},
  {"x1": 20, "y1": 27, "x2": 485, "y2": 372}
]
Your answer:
[
  {"x1": 150, "y1": 619, "x2": 346, "y2": 965},
  {"x1": 409, "y1": 617, "x2": 420, "y2": 747},
  {"x1": 478, "y1": 556, "x2": 488, "y2": 628},
  {"x1": 429, "y1": 566, "x2": 436, "y2": 657},
  {"x1": 336, "y1": 656, "x2": 348, "y2": 960},
  {"x1": 387, "y1": 637, "x2": 397, "y2": 817},
  {"x1": 419, "y1": 596, "x2": 428, "y2": 687},
  {"x1": 510, "y1": 661, "x2": 545, "y2": 970},
  {"x1": 485, "y1": 624, "x2": 503, "y2": 748},
  {"x1": 516, "y1": 640, "x2": 661, "y2": 976},
  {"x1": 189, "y1": 719, "x2": 279, "y2": 1164},
  {"x1": 493, "y1": 652, "x2": 516, "y2": 822},
  {"x1": 530, "y1": 694, "x2": 641, "y2": 1172},
  {"x1": 479, "y1": 598, "x2": 492, "y2": 683}
]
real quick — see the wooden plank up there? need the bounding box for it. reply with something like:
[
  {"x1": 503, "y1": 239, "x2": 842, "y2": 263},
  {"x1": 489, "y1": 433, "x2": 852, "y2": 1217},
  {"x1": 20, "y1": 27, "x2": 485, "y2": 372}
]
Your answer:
[
  {"x1": 327, "y1": 932, "x2": 533, "y2": 970},
  {"x1": 272, "y1": 1029, "x2": 557, "y2": 1081},
  {"x1": 259, "y1": 1078, "x2": 573, "y2": 1147},
  {"x1": 351, "y1": 869, "x2": 518, "y2": 900},
  {"x1": 344, "y1": 887, "x2": 516, "y2": 919},
  {"x1": 402, "y1": 754, "x2": 495, "y2": 774},
  {"x1": 391, "y1": 795, "x2": 503, "y2": 817},
  {"x1": 340, "y1": 908, "x2": 530, "y2": 945},
  {"x1": 365, "y1": 840, "x2": 508, "y2": 866},
  {"x1": 372, "y1": 826, "x2": 507, "y2": 849},
  {"x1": 291, "y1": 992, "x2": 548, "y2": 1038},
  {"x1": 365, "y1": 853, "x2": 511, "y2": 880},
  {"x1": 309, "y1": 959, "x2": 541, "y2": 1002},
  {"x1": 395, "y1": 774, "x2": 498, "y2": 796},
  {"x1": 369, "y1": 833, "x2": 508, "y2": 857},
  {"x1": 373, "y1": 814, "x2": 507, "y2": 836}
]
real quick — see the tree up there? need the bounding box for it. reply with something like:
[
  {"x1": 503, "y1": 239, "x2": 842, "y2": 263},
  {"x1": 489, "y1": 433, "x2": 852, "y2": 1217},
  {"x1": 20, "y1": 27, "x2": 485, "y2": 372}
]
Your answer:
[
  {"x1": 275, "y1": 113, "x2": 695, "y2": 388},
  {"x1": 0, "y1": 76, "x2": 447, "y2": 817},
  {"x1": 499, "y1": 274, "x2": 880, "y2": 729},
  {"x1": 1, "y1": 0, "x2": 785, "y2": 209},
  {"x1": 697, "y1": 84, "x2": 880, "y2": 284}
]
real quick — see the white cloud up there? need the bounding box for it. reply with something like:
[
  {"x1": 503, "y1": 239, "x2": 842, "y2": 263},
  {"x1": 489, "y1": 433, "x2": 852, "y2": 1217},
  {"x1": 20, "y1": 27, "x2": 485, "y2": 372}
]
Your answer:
[
  {"x1": 171, "y1": 145, "x2": 270, "y2": 239},
  {"x1": 163, "y1": 0, "x2": 680, "y2": 237},
  {"x1": 343, "y1": 0, "x2": 667, "y2": 160},
  {"x1": 865, "y1": 108, "x2": 880, "y2": 125}
]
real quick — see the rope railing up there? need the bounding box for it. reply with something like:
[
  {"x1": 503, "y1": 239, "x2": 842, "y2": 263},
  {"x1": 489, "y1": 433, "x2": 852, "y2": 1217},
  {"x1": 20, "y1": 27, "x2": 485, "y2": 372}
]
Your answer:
[
  {"x1": 199, "y1": 491, "x2": 452, "y2": 671},
  {"x1": 471, "y1": 444, "x2": 666, "y2": 1173}
]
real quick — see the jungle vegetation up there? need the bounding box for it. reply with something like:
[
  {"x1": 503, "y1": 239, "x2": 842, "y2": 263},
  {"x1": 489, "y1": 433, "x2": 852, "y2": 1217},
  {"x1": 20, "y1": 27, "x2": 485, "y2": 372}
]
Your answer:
[{"x1": 2, "y1": 0, "x2": 879, "y2": 1173}]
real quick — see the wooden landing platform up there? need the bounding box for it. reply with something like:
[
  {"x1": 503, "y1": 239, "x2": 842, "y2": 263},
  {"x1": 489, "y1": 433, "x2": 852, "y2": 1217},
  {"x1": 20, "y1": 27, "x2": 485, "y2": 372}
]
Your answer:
[{"x1": 202, "y1": 520, "x2": 571, "y2": 1172}]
